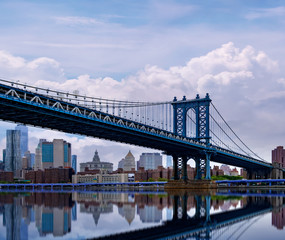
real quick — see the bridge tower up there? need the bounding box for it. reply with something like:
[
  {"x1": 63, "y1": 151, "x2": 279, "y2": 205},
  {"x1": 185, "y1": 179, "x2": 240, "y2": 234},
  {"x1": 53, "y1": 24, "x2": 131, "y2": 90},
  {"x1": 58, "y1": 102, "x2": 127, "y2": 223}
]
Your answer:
[{"x1": 171, "y1": 94, "x2": 212, "y2": 180}]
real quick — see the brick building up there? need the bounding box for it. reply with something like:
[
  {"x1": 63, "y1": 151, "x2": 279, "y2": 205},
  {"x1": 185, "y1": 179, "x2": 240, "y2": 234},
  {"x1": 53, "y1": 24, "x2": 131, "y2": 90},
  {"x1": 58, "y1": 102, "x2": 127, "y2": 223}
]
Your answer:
[
  {"x1": 272, "y1": 146, "x2": 285, "y2": 168},
  {"x1": 25, "y1": 168, "x2": 73, "y2": 183},
  {"x1": 0, "y1": 171, "x2": 13, "y2": 182}
]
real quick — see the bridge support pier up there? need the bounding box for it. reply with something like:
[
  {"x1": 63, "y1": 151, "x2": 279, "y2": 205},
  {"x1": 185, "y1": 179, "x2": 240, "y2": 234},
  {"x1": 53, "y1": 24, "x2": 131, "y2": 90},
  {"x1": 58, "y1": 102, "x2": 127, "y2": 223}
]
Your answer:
[
  {"x1": 205, "y1": 152, "x2": 211, "y2": 180},
  {"x1": 173, "y1": 156, "x2": 179, "y2": 180},
  {"x1": 182, "y1": 157, "x2": 188, "y2": 181},
  {"x1": 195, "y1": 158, "x2": 202, "y2": 180}
]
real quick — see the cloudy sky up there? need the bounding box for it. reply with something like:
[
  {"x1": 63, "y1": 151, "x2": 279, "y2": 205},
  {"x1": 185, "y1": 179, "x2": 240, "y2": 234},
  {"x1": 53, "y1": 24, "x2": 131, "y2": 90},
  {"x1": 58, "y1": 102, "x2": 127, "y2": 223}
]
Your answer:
[{"x1": 0, "y1": 0, "x2": 285, "y2": 168}]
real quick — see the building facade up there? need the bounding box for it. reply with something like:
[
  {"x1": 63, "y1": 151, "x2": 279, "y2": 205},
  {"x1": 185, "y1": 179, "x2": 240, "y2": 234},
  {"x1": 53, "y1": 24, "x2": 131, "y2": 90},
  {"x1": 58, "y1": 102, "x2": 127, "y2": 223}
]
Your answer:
[
  {"x1": 15, "y1": 124, "x2": 28, "y2": 157},
  {"x1": 137, "y1": 153, "x2": 162, "y2": 170},
  {"x1": 72, "y1": 173, "x2": 128, "y2": 183},
  {"x1": 272, "y1": 146, "x2": 285, "y2": 168},
  {"x1": 72, "y1": 155, "x2": 77, "y2": 174},
  {"x1": 35, "y1": 139, "x2": 71, "y2": 170},
  {"x1": 5, "y1": 130, "x2": 22, "y2": 178},
  {"x1": 79, "y1": 150, "x2": 113, "y2": 173},
  {"x1": 118, "y1": 151, "x2": 135, "y2": 171}
]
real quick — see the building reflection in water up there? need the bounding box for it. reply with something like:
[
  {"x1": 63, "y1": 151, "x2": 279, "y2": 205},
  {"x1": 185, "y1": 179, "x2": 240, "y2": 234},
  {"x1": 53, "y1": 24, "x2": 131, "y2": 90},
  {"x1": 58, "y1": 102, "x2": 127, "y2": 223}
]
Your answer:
[
  {"x1": 272, "y1": 196, "x2": 285, "y2": 230},
  {"x1": 0, "y1": 191, "x2": 284, "y2": 239},
  {"x1": 0, "y1": 192, "x2": 74, "y2": 239}
]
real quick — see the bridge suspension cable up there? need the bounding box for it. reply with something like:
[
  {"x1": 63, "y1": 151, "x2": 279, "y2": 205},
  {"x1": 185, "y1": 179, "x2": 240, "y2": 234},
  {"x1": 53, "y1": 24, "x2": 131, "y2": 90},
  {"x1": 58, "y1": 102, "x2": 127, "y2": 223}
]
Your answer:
[{"x1": 210, "y1": 103, "x2": 265, "y2": 161}]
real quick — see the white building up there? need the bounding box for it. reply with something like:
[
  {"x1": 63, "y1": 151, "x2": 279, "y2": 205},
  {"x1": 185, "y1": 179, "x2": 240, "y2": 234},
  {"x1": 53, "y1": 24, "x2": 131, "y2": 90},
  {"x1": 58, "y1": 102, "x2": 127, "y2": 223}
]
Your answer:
[{"x1": 72, "y1": 173, "x2": 129, "y2": 184}]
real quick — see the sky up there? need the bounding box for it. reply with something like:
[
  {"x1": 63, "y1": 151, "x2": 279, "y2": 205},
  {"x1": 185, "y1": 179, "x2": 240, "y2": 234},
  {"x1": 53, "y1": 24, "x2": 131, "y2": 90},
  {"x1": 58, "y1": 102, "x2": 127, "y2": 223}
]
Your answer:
[{"x1": 0, "y1": 0, "x2": 285, "y2": 168}]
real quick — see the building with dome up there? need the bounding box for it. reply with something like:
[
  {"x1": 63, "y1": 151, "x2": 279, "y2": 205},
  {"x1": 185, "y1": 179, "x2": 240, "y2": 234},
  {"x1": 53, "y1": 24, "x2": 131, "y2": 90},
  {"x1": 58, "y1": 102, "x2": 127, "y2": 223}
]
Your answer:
[{"x1": 80, "y1": 150, "x2": 113, "y2": 173}]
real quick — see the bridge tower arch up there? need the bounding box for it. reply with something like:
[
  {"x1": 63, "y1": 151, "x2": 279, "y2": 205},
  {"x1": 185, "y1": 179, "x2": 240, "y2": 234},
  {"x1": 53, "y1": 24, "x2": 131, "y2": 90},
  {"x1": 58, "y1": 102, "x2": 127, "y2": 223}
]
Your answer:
[
  {"x1": 172, "y1": 93, "x2": 211, "y2": 144},
  {"x1": 171, "y1": 94, "x2": 212, "y2": 180}
]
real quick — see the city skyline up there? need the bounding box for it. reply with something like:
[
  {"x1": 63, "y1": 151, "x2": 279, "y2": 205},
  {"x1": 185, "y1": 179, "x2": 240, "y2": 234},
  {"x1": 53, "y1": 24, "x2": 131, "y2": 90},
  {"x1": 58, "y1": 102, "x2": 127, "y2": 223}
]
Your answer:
[{"x1": 0, "y1": 1, "x2": 284, "y2": 167}]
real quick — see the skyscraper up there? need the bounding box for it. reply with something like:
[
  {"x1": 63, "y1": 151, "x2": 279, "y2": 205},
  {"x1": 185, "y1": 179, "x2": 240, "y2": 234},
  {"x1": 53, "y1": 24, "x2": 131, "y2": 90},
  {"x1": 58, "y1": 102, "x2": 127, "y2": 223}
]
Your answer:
[
  {"x1": 72, "y1": 155, "x2": 77, "y2": 174},
  {"x1": 15, "y1": 124, "x2": 28, "y2": 157},
  {"x1": 137, "y1": 153, "x2": 162, "y2": 170},
  {"x1": 5, "y1": 130, "x2": 22, "y2": 177}
]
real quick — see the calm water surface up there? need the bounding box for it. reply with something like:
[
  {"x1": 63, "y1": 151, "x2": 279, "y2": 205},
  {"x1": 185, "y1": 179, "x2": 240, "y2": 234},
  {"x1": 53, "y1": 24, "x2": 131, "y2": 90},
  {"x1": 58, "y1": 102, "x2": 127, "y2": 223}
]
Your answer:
[{"x1": 0, "y1": 189, "x2": 284, "y2": 239}]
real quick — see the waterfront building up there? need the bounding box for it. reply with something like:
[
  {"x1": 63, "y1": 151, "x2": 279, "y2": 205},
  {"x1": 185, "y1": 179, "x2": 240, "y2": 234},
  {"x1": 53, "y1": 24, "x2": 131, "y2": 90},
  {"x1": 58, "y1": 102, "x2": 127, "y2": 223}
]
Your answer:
[
  {"x1": 72, "y1": 173, "x2": 128, "y2": 183},
  {"x1": 35, "y1": 139, "x2": 71, "y2": 170},
  {"x1": 5, "y1": 130, "x2": 22, "y2": 178},
  {"x1": 25, "y1": 168, "x2": 73, "y2": 183},
  {"x1": 211, "y1": 166, "x2": 224, "y2": 176},
  {"x1": 79, "y1": 150, "x2": 113, "y2": 173},
  {"x1": 230, "y1": 168, "x2": 239, "y2": 176},
  {"x1": 272, "y1": 146, "x2": 285, "y2": 168},
  {"x1": 137, "y1": 153, "x2": 162, "y2": 170},
  {"x1": 72, "y1": 155, "x2": 77, "y2": 173},
  {"x1": 15, "y1": 124, "x2": 28, "y2": 157},
  {"x1": 118, "y1": 151, "x2": 135, "y2": 171}
]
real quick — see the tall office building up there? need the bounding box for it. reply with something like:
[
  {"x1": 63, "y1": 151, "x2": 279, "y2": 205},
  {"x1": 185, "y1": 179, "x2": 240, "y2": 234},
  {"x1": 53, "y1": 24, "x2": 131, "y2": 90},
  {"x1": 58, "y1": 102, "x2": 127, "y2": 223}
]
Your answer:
[
  {"x1": 5, "y1": 130, "x2": 22, "y2": 178},
  {"x1": 35, "y1": 139, "x2": 71, "y2": 170},
  {"x1": 15, "y1": 124, "x2": 28, "y2": 157},
  {"x1": 137, "y1": 153, "x2": 162, "y2": 170},
  {"x1": 118, "y1": 151, "x2": 135, "y2": 171},
  {"x1": 72, "y1": 155, "x2": 77, "y2": 174}
]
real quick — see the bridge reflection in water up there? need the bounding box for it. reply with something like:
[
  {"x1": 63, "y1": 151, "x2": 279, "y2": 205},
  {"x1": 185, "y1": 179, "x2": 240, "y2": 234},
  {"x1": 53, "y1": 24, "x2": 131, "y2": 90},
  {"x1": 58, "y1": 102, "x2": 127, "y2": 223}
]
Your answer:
[{"x1": 0, "y1": 190, "x2": 284, "y2": 239}]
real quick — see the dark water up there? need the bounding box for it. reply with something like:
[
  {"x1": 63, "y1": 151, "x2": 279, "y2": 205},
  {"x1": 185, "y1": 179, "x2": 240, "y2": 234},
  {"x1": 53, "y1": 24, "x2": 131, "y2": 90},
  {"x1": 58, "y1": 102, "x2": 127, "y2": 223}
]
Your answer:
[{"x1": 0, "y1": 189, "x2": 285, "y2": 239}]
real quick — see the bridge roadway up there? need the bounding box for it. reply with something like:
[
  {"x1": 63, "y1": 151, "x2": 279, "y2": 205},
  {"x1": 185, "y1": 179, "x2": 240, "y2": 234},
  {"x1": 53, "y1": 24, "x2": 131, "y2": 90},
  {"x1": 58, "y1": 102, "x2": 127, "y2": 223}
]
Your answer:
[
  {"x1": 0, "y1": 81, "x2": 272, "y2": 171},
  {"x1": 90, "y1": 198, "x2": 272, "y2": 240}
]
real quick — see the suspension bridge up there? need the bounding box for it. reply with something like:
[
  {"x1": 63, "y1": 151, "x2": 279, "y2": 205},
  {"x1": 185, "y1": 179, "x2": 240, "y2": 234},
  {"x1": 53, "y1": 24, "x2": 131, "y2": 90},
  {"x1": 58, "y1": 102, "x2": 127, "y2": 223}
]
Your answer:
[{"x1": 0, "y1": 79, "x2": 279, "y2": 180}]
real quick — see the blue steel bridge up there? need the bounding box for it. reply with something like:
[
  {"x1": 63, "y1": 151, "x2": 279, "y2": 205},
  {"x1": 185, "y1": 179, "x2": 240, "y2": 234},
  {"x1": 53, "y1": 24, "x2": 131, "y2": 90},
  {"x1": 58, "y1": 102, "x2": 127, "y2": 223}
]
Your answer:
[{"x1": 0, "y1": 79, "x2": 276, "y2": 179}]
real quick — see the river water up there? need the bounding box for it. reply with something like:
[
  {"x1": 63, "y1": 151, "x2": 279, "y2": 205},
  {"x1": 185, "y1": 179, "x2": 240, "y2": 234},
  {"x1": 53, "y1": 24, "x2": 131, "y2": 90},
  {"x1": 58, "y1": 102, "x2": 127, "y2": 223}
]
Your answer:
[{"x1": 0, "y1": 189, "x2": 284, "y2": 239}]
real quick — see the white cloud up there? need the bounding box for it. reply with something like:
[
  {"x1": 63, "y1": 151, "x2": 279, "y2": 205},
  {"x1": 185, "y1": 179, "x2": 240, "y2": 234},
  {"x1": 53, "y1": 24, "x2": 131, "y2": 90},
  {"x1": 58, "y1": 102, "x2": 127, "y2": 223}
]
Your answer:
[
  {"x1": 0, "y1": 42, "x2": 284, "y2": 163},
  {"x1": 53, "y1": 16, "x2": 104, "y2": 26},
  {"x1": 245, "y1": 6, "x2": 285, "y2": 20}
]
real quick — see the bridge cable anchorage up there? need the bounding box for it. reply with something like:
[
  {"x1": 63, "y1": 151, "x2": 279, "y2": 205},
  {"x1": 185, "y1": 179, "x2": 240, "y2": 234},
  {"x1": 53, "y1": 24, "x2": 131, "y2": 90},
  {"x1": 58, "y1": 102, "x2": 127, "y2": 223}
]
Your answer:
[{"x1": 211, "y1": 103, "x2": 265, "y2": 161}]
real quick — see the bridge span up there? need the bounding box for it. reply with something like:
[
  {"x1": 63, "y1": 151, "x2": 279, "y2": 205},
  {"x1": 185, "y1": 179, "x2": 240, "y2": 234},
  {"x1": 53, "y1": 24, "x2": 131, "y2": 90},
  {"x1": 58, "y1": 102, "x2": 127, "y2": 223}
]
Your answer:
[{"x1": 0, "y1": 79, "x2": 279, "y2": 179}]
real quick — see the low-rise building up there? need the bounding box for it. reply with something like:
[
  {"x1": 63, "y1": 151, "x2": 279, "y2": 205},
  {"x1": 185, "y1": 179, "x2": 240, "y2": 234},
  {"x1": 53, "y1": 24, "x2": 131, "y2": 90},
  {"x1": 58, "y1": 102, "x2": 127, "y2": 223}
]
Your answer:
[
  {"x1": 72, "y1": 173, "x2": 128, "y2": 184},
  {"x1": 25, "y1": 168, "x2": 73, "y2": 183}
]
